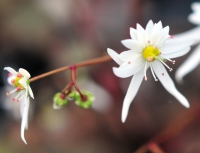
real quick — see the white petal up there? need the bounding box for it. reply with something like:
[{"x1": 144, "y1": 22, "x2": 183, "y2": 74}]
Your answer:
[
  {"x1": 136, "y1": 23, "x2": 145, "y2": 43},
  {"x1": 175, "y1": 44, "x2": 200, "y2": 83},
  {"x1": 188, "y1": 12, "x2": 200, "y2": 25},
  {"x1": 121, "y1": 39, "x2": 144, "y2": 51},
  {"x1": 161, "y1": 47, "x2": 190, "y2": 59},
  {"x1": 160, "y1": 38, "x2": 194, "y2": 54},
  {"x1": 107, "y1": 48, "x2": 123, "y2": 65},
  {"x1": 121, "y1": 70, "x2": 144, "y2": 122},
  {"x1": 191, "y1": 2, "x2": 200, "y2": 11},
  {"x1": 113, "y1": 57, "x2": 144, "y2": 78},
  {"x1": 151, "y1": 21, "x2": 163, "y2": 46},
  {"x1": 130, "y1": 27, "x2": 137, "y2": 40},
  {"x1": 145, "y1": 20, "x2": 154, "y2": 44},
  {"x1": 21, "y1": 97, "x2": 30, "y2": 144},
  {"x1": 28, "y1": 86, "x2": 34, "y2": 99},
  {"x1": 4, "y1": 67, "x2": 17, "y2": 75},
  {"x1": 152, "y1": 61, "x2": 190, "y2": 108},
  {"x1": 119, "y1": 50, "x2": 138, "y2": 61},
  {"x1": 174, "y1": 26, "x2": 200, "y2": 46},
  {"x1": 19, "y1": 68, "x2": 31, "y2": 78},
  {"x1": 19, "y1": 77, "x2": 28, "y2": 90},
  {"x1": 7, "y1": 75, "x2": 16, "y2": 85},
  {"x1": 157, "y1": 26, "x2": 170, "y2": 47}
]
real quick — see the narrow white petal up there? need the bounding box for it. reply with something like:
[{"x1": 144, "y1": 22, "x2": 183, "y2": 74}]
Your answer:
[
  {"x1": 121, "y1": 39, "x2": 144, "y2": 51},
  {"x1": 162, "y1": 47, "x2": 190, "y2": 59},
  {"x1": 174, "y1": 26, "x2": 200, "y2": 45},
  {"x1": 151, "y1": 21, "x2": 162, "y2": 46},
  {"x1": 21, "y1": 97, "x2": 30, "y2": 144},
  {"x1": 4, "y1": 67, "x2": 17, "y2": 75},
  {"x1": 119, "y1": 51, "x2": 139, "y2": 61},
  {"x1": 107, "y1": 48, "x2": 123, "y2": 65},
  {"x1": 145, "y1": 20, "x2": 154, "y2": 44},
  {"x1": 113, "y1": 57, "x2": 144, "y2": 78},
  {"x1": 152, "y1": 61, "x2": 190, "y2": 108},
  {"x1": 157, "y1": 26, "x2": 170, "y2": 47},
  {"x1": 121, "y1": 70, "x2": 144, "y2": 122},
  {"x1": 160, "y1": 38, "x2": 194, "y2": 54},
  {"x1": 19, "y1": 68, "x2": 31, "y2": 78},
  {"x1": 28, "y1": 86, "x2": 34, "y2": 99},
  {"x1": 136, "y1": 23, "x2": 145, "y2": 43},
  {"x1": 130, "y1": 27, "x2": 137, "y2": 40},
  {"x1": 175, "y1": 44, "x2": 200, "y2": 83}
]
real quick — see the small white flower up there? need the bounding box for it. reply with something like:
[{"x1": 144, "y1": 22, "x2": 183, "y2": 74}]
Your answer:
[
  {"x1": 4, "y1": 67, "x2": 34, "y2": 144},
  {"x1": 107, "y1": 20, "x2": 194, "y2": 122},
  {"x1": 175, "y1": 2, "x2": 200, "y2": 83}
]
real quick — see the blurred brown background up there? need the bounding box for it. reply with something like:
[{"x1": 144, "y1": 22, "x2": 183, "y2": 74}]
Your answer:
[{"x1": 0, "y1": 0, "x2": 199, "y2": 153}]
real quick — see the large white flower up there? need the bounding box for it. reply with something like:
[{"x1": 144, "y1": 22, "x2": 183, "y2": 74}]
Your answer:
[
  {"x1": 107, "y1": 20, "x2": 194, "y2": 122},
  {"x1": 4, "y1": 67, "x2": 34, "y2": 144},
  {"x1": 175, "y1": 2, "x2": 200, "y2": 83}
]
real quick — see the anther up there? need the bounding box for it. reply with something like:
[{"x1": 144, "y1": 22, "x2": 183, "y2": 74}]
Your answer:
[
  {"x1": 169, "y1": 68, "x2": 173, "y2": 72},
  {"x1": 12, "y1": 98, "x2": 15, "y2": 102},
  {"x1": 170, "y1": 35, "x2": 174, "y2": 38},
  {"x1": 147, "y1": 57, "x2": 154, "y2": 62},
  {"x1": 17, "y1": 74, "x2": 23, "y2": 78},
  {"x1": 155, "y1": 79, "x2": 158, "y2": 81},
  {"x1": 144, "y1": 77, "x2": 148, "y2": 81},
  {"x1": 148, "y1": 40, "x2": 150, "y2": 43},
  {"x1": 6, "y1": 92, "x2": 9, "y2": 96},
  {"x1": 11, "y1": 79, "x2": 15, "y2": 84},
  {"x1": 162, "y1": 73, "x2": 164, "y2": 76},
  {"x1": 17, "y1": 86, "x2": 21, "y2": 91},
  {"x1": 128, "y1": 61, "x2": 131, "y2": 64},
  {"x1": 172, "y1": 60, "x2": 176, "y2": 64},
  {"x1": 8, "y1": 73, "x2": 12, "y2": 76}
]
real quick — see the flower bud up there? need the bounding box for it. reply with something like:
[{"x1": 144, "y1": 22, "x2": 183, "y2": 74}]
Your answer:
[
  {"x1": 74, "y1": 91, "x2": 95, "y2": 109},
  {"x1": 53, "y1": 93, "x2": 68, "y2": 109}
]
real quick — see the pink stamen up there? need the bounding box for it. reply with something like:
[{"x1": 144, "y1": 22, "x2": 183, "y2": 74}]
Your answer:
[
  {"x1": 11, "y1": 79, "x2": 15, "y2": 84},
  {"x1": 162, "y1": 73, "x2": 164, "y2": 76},
  {"x1": 147, "y1": 57, "x2": 154, "y2": 62},
  {"x1": 148, "y1": 40, "x2": 150, "y2": 43},
  {"x1": 169, "y1": 68, "x2": 173, "y2": 72},
  {"x1": 17, "y1": 74, "x2": 23, "y2": 78},
  {"x1": 6, "y1": 92, "x2": 9, "y2": 96},
  {"x1": 17, "y1": 86, "x2": 21, "y2": 91},
  {"x1": 128, "y1": 61, "x2": 131, "y2": 64},
  {"x1": 172, "y1": 60, "x2": 176, "y2": 64},
  {"x1": 170, "y1": 35, "x2": 174, "y2": 38},
  {"x1": 8, "y1": 73, "x2": 12, "y2": 76},
  {"x1": 144, "y1": 77, "x2": 148, "y2": 81}
]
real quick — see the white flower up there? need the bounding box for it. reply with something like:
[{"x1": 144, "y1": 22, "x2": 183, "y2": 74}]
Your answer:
[
  {"x1": 107, "y1": 20, "x2": 194, "y2": 122},
  {"x1": 175, "y1": 2, "x2": 200, "y2": 83},
  {"x1": 4, "y1": 67, "x2": 34, "y2": 144}
]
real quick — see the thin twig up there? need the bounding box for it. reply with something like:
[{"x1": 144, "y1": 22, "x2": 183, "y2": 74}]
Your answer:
[{"x1": 30, "y1": 55, "x2": 111, "y2": 82}]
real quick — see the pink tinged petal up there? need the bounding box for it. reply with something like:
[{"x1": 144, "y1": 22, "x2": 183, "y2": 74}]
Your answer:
[
  {"x1": 121, "y1": 70, "x2": 144, "y2": 122},
  {"x1": 136, "y1": 23, "x2": 145, "y2": 43},
  {"x1": 119, "y1": 50, "x2": 137, "y2": 61},
  {"x1": 130, "y1": 27, "x2": 137, "y2": 40},
  {"x1": 160, "y1": 38, "x2": 194, "y2": 54},
  {"x1": 152, "y1": 61, "x2": 190, "y2": 108},
  {"x1": 145, "y1": 20, "x2": 154, "y2": 44},
  {"x1": 28, "y1": 86, "x2": 34, "y2": 99},
  {"x1": 113, "y1": 57, "x2": 144, "y2": 78},
  {"x1": 4, "y1": 67, "x2": 18, "y2": 75},
  {"x1": 21, "y1": 97, "x2": 30, "y2": 144},
  {"x1": 121, "y1": 39, "x2": 144, "y2": 52},
  {"x1": 161, "y1": 47, "x2": 190, "y2": 59},
  {"x1": 175, "y1": 44, "x2": 200, "y2": 84},
  {"x1": 107, "y1": 48, "x2": 123, "y2": 65},
  {"x1": 19, "y1": 68, "x2": 31, "y2": 78}
]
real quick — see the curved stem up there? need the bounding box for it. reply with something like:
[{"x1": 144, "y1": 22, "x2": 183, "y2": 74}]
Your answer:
[{"x1": 30, "y1": 55, "x2": 111, "y2": 82}]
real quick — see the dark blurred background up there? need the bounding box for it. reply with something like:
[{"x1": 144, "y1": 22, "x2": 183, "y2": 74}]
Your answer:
[{"x1": 0, "y1": 0, "x2": 200, "y2": 153}]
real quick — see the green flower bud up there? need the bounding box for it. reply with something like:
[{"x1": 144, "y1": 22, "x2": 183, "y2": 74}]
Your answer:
[
  {"x1": 74, "y1": 91, "x2": 95, "y2": 109},
  {"x1": 53, "y1": 93, "x2": 68, "y2": 109}
]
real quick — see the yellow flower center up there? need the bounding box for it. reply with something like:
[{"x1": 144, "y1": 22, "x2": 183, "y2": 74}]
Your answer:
[
  {"x1": 11, "y1": 74, "x2": 24, "y2": 90},
  {"x1": 142, "y1": 46, "x2": 161, "y2": 62}
]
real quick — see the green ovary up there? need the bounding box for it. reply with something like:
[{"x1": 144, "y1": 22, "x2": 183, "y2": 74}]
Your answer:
[
  {"x1": 13, "y1": 77, "x2": 24, "y2": 90},
  {"x1": 142, "y1": 46, "x2": 161, "y2": 62}
]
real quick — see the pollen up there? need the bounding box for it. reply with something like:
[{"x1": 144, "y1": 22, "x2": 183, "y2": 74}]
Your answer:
[{"x1": 142, "y1": 46, "x2": 161, "y2": 62}]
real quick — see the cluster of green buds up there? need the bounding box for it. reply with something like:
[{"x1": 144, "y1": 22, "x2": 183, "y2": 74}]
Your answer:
[{"x1": 53, "y1": 90, "x2": 95, "y2": 109}]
